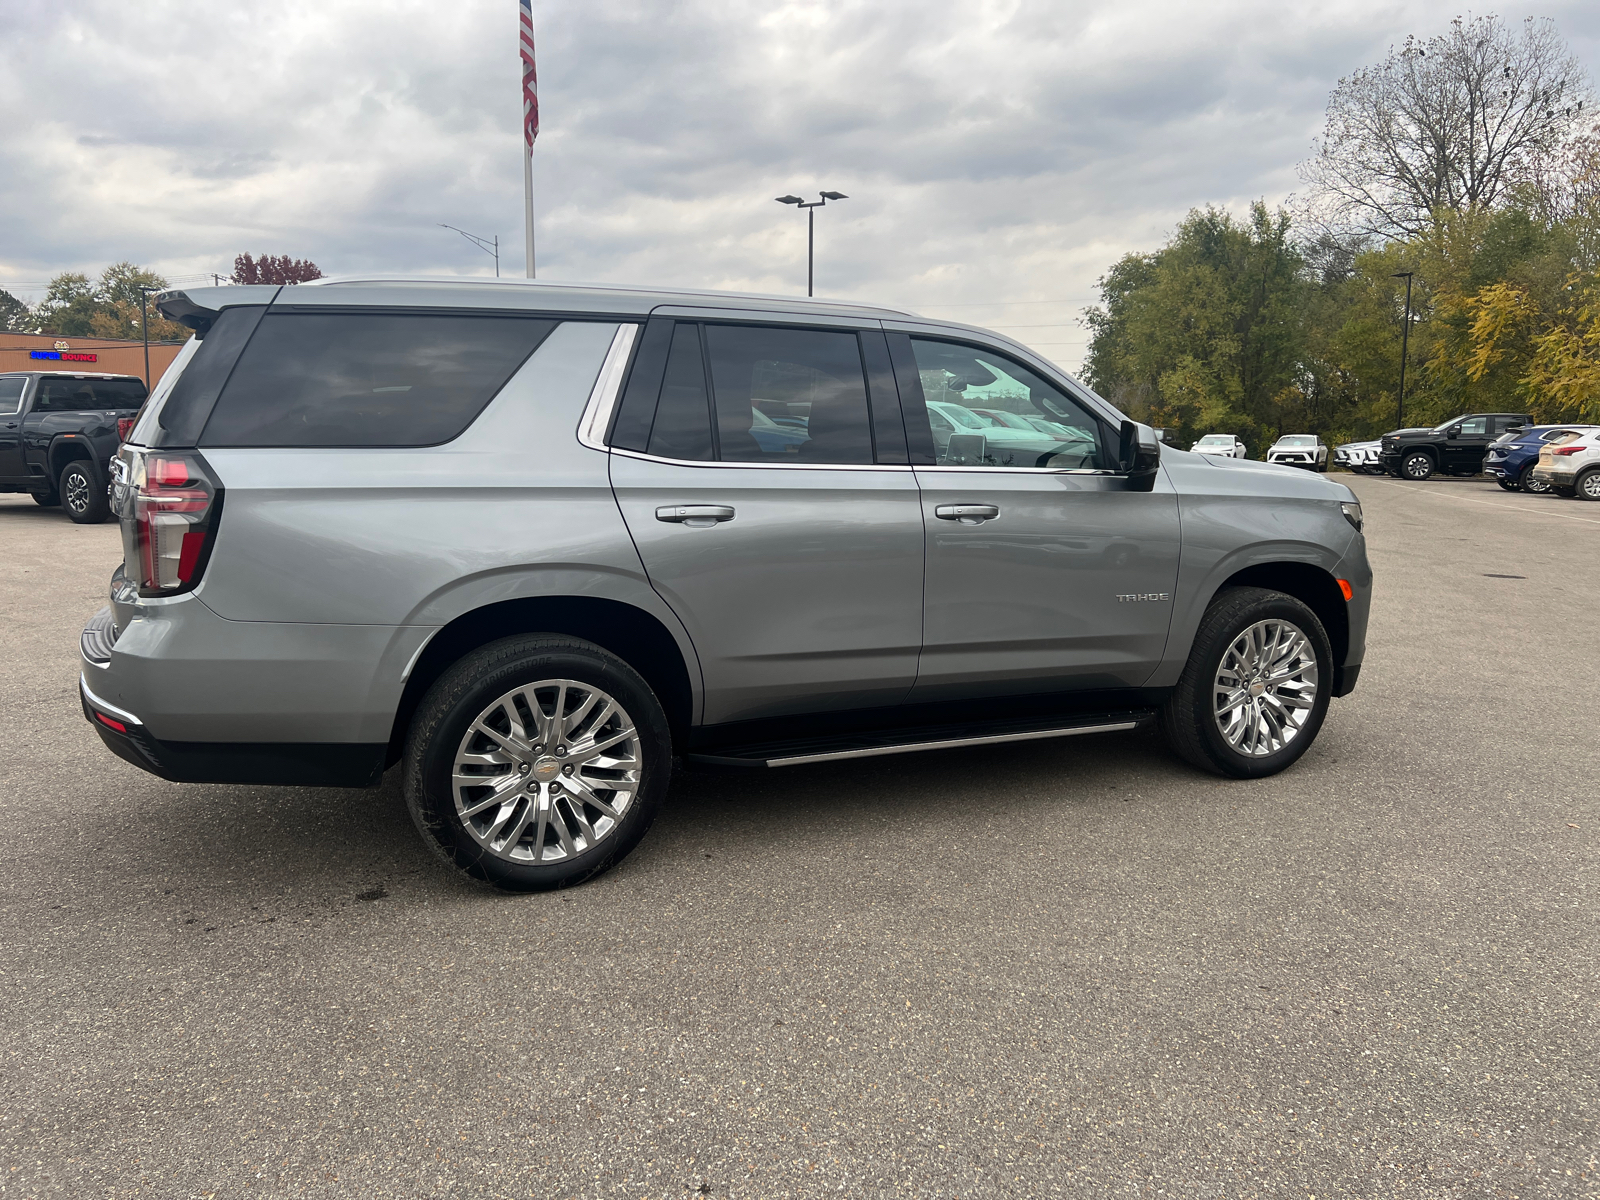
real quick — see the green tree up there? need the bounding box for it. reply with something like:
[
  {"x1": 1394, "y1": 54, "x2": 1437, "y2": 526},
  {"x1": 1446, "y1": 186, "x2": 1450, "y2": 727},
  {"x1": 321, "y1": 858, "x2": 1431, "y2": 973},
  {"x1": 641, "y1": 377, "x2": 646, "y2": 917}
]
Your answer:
[
  {"x1": 0, "y1": 289, "x2": 30, "y2": 332},
  {"x1": 32, "y1": 263, "x2": 189, "y2": 342},
  {"x1": 1084, "y1": 203, "x2": 1312, "y2": 454}
]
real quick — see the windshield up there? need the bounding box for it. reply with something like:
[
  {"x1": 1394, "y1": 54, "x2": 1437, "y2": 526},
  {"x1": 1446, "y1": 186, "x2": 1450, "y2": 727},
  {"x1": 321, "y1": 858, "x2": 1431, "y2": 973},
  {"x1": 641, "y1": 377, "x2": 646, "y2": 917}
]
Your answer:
[
  {"x1": 1276, "y1": 435, "x2": 1317, "y2": 446},
  {"x1": 1197, "y1": 435, "x2": 1232, "y2": 445},
  {"x1": 930, "y1": 403, "x2": 985, "y2": 430}
]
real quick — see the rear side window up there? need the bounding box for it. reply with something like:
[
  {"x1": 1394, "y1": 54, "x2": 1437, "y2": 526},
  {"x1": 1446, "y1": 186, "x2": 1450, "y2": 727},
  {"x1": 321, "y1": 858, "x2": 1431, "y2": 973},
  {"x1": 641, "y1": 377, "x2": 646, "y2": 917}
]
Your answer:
[
  {"x1": 32, "y1": 377, "x2": 147, "y2": 412},
  {"x1": 200, "y1": 312, "x2": 557, "y2": 447},
  {"x1": 646, "y1": 323, "x2": 714, "y2": 461},
  {"x1": 705, "y1": 324, "x2": 875, "y2": 465},
  {"x1": 0, "y1": 377, "x2": 23, "y2": 416}
]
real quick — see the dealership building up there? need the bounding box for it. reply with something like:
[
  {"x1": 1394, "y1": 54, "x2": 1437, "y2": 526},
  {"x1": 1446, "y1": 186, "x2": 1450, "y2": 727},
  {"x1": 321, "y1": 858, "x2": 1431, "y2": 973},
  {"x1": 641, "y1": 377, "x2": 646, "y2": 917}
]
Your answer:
[{"x1": 0, "y1": 329, "x2": 187, "y2": 386}]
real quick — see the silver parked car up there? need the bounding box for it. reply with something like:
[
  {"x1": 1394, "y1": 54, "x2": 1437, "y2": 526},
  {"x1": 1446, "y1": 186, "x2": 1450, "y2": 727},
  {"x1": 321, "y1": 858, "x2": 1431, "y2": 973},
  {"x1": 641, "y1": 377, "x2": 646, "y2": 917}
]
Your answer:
[
  {"x1": 80, "y1": 278, "x2": 1372, "y2": 891},
  {"x1": 1532, "y1": 429, "x2": 1600, "y2": 499},
  {"x1": 1333, "y1": 440, "x2": 1381, "y2": 474},
  {"x1": 1191, "y1": 433, "x2": 1247, "y2": 458},
  {"x1": 1266, "y1": 435, "x2": 1329, "y2": 471}
]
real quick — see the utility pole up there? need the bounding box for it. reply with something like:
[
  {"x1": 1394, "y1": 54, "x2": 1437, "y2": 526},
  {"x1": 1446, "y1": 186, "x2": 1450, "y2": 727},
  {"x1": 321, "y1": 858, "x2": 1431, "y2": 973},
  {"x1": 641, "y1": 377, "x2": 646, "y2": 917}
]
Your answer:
[
  {"x1": 137, "y1": 286, "x2": 158, "y2": 389},
  {"x1": 1391, "y1": 271, "x2": 1414, "y2": 429},
  {"x1": 774, "y1": 191, "x2": 849, "y2": 297}
]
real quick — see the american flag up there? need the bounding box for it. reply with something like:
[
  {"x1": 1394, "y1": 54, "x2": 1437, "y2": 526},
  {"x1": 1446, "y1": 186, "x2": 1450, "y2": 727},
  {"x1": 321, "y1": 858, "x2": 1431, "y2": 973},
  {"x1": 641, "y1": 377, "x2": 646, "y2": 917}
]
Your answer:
[{"x1": 520, "y1": 0, "x2": 539, "y2": 148}]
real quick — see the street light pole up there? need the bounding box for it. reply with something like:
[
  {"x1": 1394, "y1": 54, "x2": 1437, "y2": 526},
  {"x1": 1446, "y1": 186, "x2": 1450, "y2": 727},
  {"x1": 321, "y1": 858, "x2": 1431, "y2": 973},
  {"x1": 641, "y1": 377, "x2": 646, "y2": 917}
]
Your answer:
[
  {"x1": 1391, "y1": 271, "x2": 1414, "y2": 429},
  {"x1": 439, "y1": 224, "x2": 501, "y2": 277},
  {"x1": 774, "y1": 191, "x2": 848, "y2": 297},
  {"x1": 138, "y1": 286, "x2": 157, "y2": 389}
]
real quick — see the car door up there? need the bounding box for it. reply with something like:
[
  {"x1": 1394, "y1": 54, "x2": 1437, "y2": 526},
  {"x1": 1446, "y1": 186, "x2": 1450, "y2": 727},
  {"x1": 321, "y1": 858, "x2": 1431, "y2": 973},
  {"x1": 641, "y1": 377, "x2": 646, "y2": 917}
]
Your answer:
[
  {"x1": 0, "y1": 377, "x2": 27, "y2": 483},
  {"x1": 890, "y1": 333, "x2": 1181, "y2": 701},
  {"x1": 1443, "y1": 415, "x2": 1491, "y2": 471},
  {"x1": 608, "y1": 319, "x2": 924, "y2": 726}
]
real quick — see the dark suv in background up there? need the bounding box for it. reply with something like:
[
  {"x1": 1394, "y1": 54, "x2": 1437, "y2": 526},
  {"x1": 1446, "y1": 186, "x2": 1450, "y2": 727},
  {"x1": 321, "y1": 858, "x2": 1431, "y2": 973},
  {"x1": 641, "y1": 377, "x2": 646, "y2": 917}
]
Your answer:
[
  {"x1": 0, "y1": 371, "x2": 148, "y2": 521},
  {"x1": 1378, "y1": 413, "x2": 1527, "y2": 481}
]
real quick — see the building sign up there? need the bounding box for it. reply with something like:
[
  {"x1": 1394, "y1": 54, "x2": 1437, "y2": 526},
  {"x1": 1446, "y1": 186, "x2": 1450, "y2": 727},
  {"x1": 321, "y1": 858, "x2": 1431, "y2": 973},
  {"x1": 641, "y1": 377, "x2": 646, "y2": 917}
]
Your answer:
[{"x1": 30, "y1": 350, "x2": 99, "y2": 362}]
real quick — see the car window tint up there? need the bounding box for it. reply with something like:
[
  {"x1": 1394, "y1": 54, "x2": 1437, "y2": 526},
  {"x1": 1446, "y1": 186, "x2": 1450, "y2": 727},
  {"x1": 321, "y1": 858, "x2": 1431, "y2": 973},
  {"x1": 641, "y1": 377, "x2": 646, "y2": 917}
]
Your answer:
[
  {"x1": 32, "y1": 377, "x2": 147, "y2": 412},
  {"x1": 705, "y1": 325, "x2": 874, "y2": 465},
  {"x1": 0, "y1": 377, "x2": 23, "y2": 415},
  {"x1": 909, "y1": 338, "x2": 1108, "y2": 470},
  {"x1": 645, "y1": 323, "x2": 714, "y2": 462},
  {"x1": 1456, "y1": 417, "x2": 1488, "y2": 436},
  {"x1": 200, "y1": 312, "x2": 556, "y2": 447}
]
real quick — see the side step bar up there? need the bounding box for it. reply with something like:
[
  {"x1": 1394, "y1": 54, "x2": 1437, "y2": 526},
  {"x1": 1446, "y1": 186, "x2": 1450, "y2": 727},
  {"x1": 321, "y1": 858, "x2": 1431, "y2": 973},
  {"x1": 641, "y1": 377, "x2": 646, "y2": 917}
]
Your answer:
[{"x1": 687, "y1": 709, "x2": 1155, "y2": 769}]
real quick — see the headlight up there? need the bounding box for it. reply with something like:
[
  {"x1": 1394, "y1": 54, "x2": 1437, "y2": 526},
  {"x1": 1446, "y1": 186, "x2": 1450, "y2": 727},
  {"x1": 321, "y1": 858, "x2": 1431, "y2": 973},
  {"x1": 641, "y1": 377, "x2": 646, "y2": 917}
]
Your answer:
[{"x1": 1340, "y1": 500, "x2": 1363, "y2": 532}]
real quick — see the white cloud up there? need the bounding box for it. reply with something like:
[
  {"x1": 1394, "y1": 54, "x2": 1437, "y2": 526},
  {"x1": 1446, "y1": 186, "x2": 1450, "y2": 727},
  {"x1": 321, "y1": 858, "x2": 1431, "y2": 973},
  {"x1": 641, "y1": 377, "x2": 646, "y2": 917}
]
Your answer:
[{"x1": 2, "y1": 0, "x2": 1597, "y2": 368}]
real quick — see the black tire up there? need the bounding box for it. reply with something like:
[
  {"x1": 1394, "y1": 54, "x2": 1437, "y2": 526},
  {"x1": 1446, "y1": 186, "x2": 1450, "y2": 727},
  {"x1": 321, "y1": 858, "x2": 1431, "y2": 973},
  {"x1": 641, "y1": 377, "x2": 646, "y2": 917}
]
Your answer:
[
  {"x1": 1520, "y1": 463, "x2": 1552, "y2": 495},
  {"x1": 59, "y1": 460, "x2": 109, "y2": 523},
  {"x1": 1496, "y1": 478, "x2": 1519, "y2": 492},
  {"x1": 403, "y1": 635, "x2": 670, "y2": 892},
  {"x1": 1401, "y1": 451, "x2": 1434, "y2": 480},
  {"x1": 1576, "y1": 469, "x2": 1600, "y2": 502},
  {"x1": 1554, "y1": 485, "x2": 1575, "y2": 497},
  {"x1": 32, "y1": 491, "x2": 59, "y2": 507},
  {"x1": 1160, "y1": 586, "x2": 1333, "y2": 780}
]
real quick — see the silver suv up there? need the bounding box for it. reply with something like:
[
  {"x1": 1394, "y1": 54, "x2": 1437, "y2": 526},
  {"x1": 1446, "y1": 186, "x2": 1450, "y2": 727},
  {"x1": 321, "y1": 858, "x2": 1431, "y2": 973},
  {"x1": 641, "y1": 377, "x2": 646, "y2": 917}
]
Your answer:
[{"x1": 79, "y1": 279, "x2": 1372, "y2": 891}]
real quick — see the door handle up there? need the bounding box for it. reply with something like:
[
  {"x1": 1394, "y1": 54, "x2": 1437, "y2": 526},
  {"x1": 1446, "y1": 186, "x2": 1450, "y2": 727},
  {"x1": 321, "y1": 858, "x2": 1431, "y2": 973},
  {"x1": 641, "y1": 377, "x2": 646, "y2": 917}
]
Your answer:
[
  {"x1": 934, "y1": 503, "x2": 999, "y2": 524},
  {"x1": 655, "y1": 504, "x2": 735, "y2": 526}
]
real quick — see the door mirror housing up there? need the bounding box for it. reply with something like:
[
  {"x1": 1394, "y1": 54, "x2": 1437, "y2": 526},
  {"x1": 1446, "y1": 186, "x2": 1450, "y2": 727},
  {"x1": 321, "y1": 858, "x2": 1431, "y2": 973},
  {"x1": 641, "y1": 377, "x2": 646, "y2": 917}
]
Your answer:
[
  {"x1": 1117, "y1": 420, "x2": 1161, "y2": 491},
  {"x1": 1447, "y1": 426, "x2": 1463, "y2": 438}
]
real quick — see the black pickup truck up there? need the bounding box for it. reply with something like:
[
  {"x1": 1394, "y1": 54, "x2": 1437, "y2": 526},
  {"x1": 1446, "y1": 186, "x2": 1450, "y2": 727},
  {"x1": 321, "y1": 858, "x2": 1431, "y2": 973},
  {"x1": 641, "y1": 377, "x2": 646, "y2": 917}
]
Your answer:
[
  {"x1": 0, "y1": 371, "x2": 148, "y2": 523},
  {"x1": 1377, "y1": 412, "x2": 1529, "y2": 481}
]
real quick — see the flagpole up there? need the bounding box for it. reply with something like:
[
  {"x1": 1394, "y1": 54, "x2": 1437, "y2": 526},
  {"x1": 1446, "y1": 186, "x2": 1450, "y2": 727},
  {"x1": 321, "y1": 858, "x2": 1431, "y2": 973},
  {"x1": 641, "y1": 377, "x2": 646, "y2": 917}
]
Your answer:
[
  {"x1": 519, "y1": 0, "x2": 538, "y2": 280},
  {"x1": 524, "y1": 148, "x2": 535, "y2": 279}
]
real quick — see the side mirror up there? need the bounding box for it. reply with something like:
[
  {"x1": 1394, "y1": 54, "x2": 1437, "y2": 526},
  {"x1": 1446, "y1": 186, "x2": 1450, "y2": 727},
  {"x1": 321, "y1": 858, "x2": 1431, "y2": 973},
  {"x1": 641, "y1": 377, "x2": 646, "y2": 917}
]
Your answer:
[
  {"x1": 1447, "y1": 426, "x2": 1463, "y2": 438},
  {"x1": 1117, "y1": 420, "x2": 1161, "y2": 492}
]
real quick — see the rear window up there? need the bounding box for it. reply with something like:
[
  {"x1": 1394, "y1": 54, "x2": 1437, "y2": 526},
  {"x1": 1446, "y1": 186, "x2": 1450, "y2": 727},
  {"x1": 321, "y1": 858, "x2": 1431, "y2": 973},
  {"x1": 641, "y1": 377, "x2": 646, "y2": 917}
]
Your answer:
[
  {"x1": 200, "y1": 312, "x2": 558, "y2": 448},
  {"x1": 32, "y1": 377, "x2": 146, "y2": 412}
]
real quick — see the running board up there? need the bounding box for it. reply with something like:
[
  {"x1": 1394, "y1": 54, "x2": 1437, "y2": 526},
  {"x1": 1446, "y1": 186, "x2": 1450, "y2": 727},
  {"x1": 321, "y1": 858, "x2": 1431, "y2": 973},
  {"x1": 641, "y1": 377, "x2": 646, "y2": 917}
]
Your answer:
[{"x1": 687, "y1": 709, "x2": 1155, "y2": 769}]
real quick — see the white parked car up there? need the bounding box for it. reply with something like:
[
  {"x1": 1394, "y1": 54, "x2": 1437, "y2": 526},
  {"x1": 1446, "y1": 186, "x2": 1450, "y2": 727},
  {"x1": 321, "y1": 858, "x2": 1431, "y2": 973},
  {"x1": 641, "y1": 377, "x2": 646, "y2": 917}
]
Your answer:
[
  {"x1": 1266, "y1": 435, "x2": 1329, "y2": 472},
  {"x1": 1532, "y1": 429, "x2": 1600, "y2": 500},
  {"x1": 1191, "y1": 434, "x2": 1247, "y2": 459},
  {"x1": 1334, "y1": 440, "x2": 1382, "y2": 474}
]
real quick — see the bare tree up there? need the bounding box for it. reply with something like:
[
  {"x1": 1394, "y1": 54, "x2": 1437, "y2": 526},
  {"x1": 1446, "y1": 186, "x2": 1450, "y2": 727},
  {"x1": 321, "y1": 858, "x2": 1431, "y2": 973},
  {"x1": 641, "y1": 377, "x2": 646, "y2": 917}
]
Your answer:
[{"x1": 1300, "y1": 15, "x2": 1592, "y2": 239}]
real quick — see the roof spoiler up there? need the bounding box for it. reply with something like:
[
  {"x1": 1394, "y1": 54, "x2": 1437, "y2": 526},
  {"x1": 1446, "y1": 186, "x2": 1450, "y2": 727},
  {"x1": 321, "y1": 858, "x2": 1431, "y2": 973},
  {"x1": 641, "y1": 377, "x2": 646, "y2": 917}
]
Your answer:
[{"x1": 154, "y1": 285, "x2": 281, "y2": 338}]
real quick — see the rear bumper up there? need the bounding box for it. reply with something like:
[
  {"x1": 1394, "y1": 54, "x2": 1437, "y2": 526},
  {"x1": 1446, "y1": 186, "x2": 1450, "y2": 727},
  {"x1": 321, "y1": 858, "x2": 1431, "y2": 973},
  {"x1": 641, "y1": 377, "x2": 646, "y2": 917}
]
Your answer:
[{"x1": 81, "y1": 674, "x2": 385, "y2": 787}]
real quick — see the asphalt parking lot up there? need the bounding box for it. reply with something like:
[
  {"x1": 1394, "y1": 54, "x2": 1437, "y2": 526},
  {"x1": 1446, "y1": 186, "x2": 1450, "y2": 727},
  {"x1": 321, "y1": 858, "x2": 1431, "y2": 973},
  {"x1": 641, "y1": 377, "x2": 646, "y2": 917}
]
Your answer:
[{"x1": 0, "y1": 474, "x2": 1596, "y2": 1200}]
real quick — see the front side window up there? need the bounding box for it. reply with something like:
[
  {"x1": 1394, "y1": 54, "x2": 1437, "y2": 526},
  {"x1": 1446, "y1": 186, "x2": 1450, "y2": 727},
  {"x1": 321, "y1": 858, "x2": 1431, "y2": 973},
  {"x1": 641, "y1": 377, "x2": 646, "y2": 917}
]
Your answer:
[
  {"x1": 200, "y1": 312, "x2": 557, "y2": 447},
  {"x1": 0, "y1": 377, "x2": 24, "y2": 415},
  {"x1": 1455, "y1": 417, "x2": 1488, "y2": 436},
  {"x1": 705, "y1": 324, "x2": 875, "y2": 465},
  {"x1": 910, "y1": 339, "x2": 1109, "y2": 470}
]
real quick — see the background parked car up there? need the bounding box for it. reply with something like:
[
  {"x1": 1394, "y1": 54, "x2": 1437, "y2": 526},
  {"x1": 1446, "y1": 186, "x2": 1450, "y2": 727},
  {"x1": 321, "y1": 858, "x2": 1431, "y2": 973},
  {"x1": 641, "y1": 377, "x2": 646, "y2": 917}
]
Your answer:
[
  {"x1": 0, "y1": 370, "x2": 148, "y2": 523},
  {"x1": 1266, "y1": 435, "x2": 1329, "y2": 471},
  {"x1": 1483, "y1": 425, "x2": 1598, "y2": 493},
  {"x1": 1334, "y1": 440, "x2": 1382, "y2": 473},
  {"x1": 1190, "y1": 434, "x2": 1247, "y2": 458},
  {"x1": 1533, "y1": 430, "x2": 1600, "y2": 499},
  {"x1": 1378, "y1": 412, "x2": 1527, "y2": 480}
]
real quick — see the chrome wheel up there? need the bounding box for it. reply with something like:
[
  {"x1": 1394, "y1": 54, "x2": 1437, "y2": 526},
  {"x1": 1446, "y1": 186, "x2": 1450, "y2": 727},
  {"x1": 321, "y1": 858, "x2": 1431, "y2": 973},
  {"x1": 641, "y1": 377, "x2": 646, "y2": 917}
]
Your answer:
[
  {"x1": 1213, "y1": 619, "x2": 1320, "y2": 757},
  {"x1": 64, "y1": 468, "x2": 90, "y2": 514},
  {"x1": 1522, "y1": 466, "x2": 1551, "y2": 495},
  {"x1": 451, "y1": 679, "x2": 641, "y2": 864},
  {"x1": 1402, "y1": 453, "x2": 1433, "y2": 480}
]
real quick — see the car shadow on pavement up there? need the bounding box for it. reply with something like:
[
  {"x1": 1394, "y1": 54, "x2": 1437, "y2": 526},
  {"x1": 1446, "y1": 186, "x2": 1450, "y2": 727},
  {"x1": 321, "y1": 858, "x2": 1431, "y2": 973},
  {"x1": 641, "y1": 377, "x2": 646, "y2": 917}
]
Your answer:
[{"x1": 78, "y1": 726, "x2": 1191, "y2": 905}]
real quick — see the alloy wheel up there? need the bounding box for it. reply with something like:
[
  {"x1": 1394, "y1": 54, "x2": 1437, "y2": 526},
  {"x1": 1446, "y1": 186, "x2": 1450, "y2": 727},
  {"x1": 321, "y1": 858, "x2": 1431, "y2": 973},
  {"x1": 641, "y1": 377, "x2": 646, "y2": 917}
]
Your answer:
[
  {"x1": 1580, "y1": 472, "x2": 1600, "y2": 501},
  {"x1": 1403, "y1": 453, "x2": 1433, "y2": 480},
  {"x1": 1521, "y1": 466, "x2": 1551, "y2": 495},
  {"x1": 64, "y1": 468, "x2": 90, "y2": 514},
  {"x1": 1212, "y1": 619, "x2": 1320, "y2": 757},
  {"x1": 451, "y1": 678, "x2": 641, "y2": 864}
]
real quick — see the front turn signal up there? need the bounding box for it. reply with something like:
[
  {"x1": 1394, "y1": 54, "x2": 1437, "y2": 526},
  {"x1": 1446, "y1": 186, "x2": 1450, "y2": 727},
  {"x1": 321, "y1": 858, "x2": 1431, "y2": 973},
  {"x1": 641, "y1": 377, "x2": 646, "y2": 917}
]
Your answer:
[{"x1": 1337, "y1": 578, "x2": 1354, "y2": 602}]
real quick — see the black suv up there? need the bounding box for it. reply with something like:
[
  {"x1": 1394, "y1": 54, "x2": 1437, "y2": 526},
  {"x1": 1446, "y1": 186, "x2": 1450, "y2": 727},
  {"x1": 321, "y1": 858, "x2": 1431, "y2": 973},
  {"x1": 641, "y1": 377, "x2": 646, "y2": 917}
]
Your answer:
[
  {"x1": 1378, "y1": 413, "x2": 1528, "y2": 481},
  {"x1": 0, "y1": 371, "x2": 147, "y2": 522}
]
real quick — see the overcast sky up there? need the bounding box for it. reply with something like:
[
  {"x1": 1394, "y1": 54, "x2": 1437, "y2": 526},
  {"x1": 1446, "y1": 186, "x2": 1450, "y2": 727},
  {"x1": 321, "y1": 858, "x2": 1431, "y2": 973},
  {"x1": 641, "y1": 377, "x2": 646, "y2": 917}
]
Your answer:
[{"x1": 3, "y1": 1, "x2": 1598, "y2": 368}]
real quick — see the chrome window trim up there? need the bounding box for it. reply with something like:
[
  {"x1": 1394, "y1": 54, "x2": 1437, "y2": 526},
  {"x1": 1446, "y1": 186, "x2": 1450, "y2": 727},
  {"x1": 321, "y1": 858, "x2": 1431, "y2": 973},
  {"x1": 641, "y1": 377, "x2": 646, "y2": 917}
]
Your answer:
[
  {"x1": 609, "y1": 446, "x2": 913, "y2": 473},
  {"x1": 913, "y1": 464, "x2": 1120, "y2": 477},
  {"x1": 575, "y1": 322, "x2": 640, "y2": 450}
]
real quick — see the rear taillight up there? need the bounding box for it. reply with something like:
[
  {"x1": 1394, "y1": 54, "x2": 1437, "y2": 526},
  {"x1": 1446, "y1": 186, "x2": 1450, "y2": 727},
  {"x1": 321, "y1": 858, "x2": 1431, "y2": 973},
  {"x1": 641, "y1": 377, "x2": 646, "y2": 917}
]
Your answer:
[
  {"x1": 112, "y1": 450, "x2": 222, "y2": 596},
  {"x1": 1553, "y1": 445, "x2": 1586, "y2": 456},
  {"x1": 116, "y1": 417, "x2": 136, "y2": 442}
]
